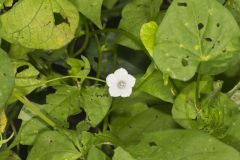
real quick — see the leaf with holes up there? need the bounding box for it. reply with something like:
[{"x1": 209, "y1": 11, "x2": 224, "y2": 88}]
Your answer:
[
  {"x1": 0, "y1": 0, "x2": 79, "y2": 49},
  {"x1": 70, "y1": 0, "x2": 103, "y2": 29},
  {"x1": 125, "y1": 130, "x2": 240, "y2": 160},
  {"x1": 80, "y1": 86, "x2": 112, "y2": 127},
  {"x1": 12, "y1": 60, "x2": 46, "y2": 98},
  {"x1": 153, "y1": 0, "x2": 240, "y2": 81},
  {"x1": 0, "y1": 50, "x2": 14, "y2": 109},
  {"x1": 43, "y1": 85, "x2": 81, "y2": 127},
  {"x1": 117, "y1": 0, "x2": 163, "y2": 50},
  {"x1": 27, "y1": 131, "x2": 82, "y2": 160}
]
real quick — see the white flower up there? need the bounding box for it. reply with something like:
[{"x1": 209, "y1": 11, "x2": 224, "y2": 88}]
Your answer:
[{"x1": 106, "y1": 68, "x2": 136, "y2": 97}]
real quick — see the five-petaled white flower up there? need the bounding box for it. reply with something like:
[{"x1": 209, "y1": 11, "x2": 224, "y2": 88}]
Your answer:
[{"x1": 106, "y1": 68, "x2": 136, "y2": 97}]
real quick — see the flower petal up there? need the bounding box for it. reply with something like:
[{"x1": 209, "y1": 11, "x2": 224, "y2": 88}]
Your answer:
[
  {"x1": 106, "y1": 73, "x2": 117, "y2": 87},
  {"x1": 108, "y1": 86, "x2": 121, "y2": 97},
  {"x1": 126, "y1": 74, "x2": 136, "y2": 87},
  {"x1": 120, "y1": 88, "x2": 132, "y2": 97},
  {"x1": 114, "y1": 68, "x2": 128, "y2": 78}
]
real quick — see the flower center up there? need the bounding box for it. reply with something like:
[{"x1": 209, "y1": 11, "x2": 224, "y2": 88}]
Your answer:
[{"x1": 117, "y1": 80, "x2": 126, "y2": 89}]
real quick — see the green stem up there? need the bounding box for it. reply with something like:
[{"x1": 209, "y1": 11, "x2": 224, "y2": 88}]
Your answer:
[
  {"x1": 195, "y1": 73, "x2": 201, "y2": 109},
  {"x1": 94, "y1": 33, "x2": 103, "y2": 79},
  {"x1": 73, "y1": 22, "x2": 90, "y2": 57},
  {"x1": 18, "y1": 75, "x2": 106, "y2": 88},
  {"x1": 227, "y1": 81, "x2": 240, "y2": 97},
  {"x1": 92, "y1": 28, "x2": 148, "y2": 54},
  {"x1": 13, "y1": 93, "x2": 56, "y2": 128}
]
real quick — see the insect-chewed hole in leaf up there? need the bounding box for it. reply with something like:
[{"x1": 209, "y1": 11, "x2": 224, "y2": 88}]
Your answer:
[
  {"x1": 212, "y1": 43, "x2": 215, "y2": 49},
  {"x1": 177, "y1": 2, "x2": 187, "y2": 7},
  {"x1": 53, "y1": 12, "x2": 69, "y2": 26},
  {"x1": 149, "y1": 142, "x2": 157, "y2": 147},
  {"x1": 2, "y1": 73, "x2": 6, "y2": 76},
  {"x1": 222, "y1": 49, "x2": 227, "y2": 53},
  {"x1": 2, "y1": 0, "x2": 19, "y2": 12},
  {"x1": 181, "y1": 56, "x2": 189, "y2": 67},
  {"x1": 198, "y1": 23, "x2": 204, "y2": 30},
  {"x1": 16, "y1": 65, "x2": 29, "y2": 73},
  {"x1": 204, "y1": 38, "x2": 213, "y2": 42},
  {"x1": 216, "y1": 23, "x2": 220, "y2": 28}
]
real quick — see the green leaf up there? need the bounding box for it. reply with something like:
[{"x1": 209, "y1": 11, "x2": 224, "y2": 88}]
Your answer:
[
  {"x1": 222, "y1": 113, "x2": 240, "y2": 151},
  {"x1": 71, "y1": 0, "x2": 103, "y2": 29},
  {"x1": 172, "y1": 81, "x2": 238, "y2": 138},
  {"x1": 12, "y1": 60, "x2": 45, "y2": 97},
  {"x1": 27, "y1": 131, "x2": 82, "y2": 160},
  {"x1": 103, "y1": 0, "x2": 118, "y2": 9},
  {"x1": 66, "y1": 56, "x2": 90, "y2": 82},
  {"x1": 117, "y1": 0, "x2": 163, "y2": 50},
  {"x1": 44, "y1": 85, "x2": 81, "y2": 127},
  {"x1": 80, "y1": 86, "x2": 112, "y2": 127},
  {"x1": 153, "y1": 0, "x2": 240, "y2": 81},
  {"x1": 111, "y1": 105, "x2": 179, "y2": 144},
  {"x1": 126, "y1": 130, "x2": 240, "y2": 160},
  {"x1": 113, "y1": 147, "x2": 136, "y2": 160},
  {"x1": 87, "y1": 146, "x2": 109, "y2": 160},
  {"x1": 0, "y1": 0, "x2": 79, "y2": 49},
  {"x1": 137, "y1": 64, "x2": 174, "y2": 103},
  {"x1": 225, "y1": 0, "x2": 240, "y2": 25},
  {"x1": 0, "y1": 150, "x2": 21, "y2": 160},
  {"x1": 140, "y1": 21, "x2": 158, "y2": 56},
  {"x1": 0, "y1": 50, "x2": 14, "y2": 109}
]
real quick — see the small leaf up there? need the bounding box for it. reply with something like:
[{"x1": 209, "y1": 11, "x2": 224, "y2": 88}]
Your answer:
[
  {"x1": 0, "y1": 0, "x2": 79, "y2": 49},
  {"x1": 0, "y1": 150, "x2": 21, "y2": 160},
  {"x1": 67, "y1": 56, "x2": 90, "y2": 82},
  {"x1": 113, "y1": 147, "x2": 136, "y2": 160},
  {"x1": 137, "y1": 64, "x2": 174, "y2": 103},
  {"x1": 71, "y1": 0, "x2": 103, "y2": 28},
  {"x1": 0, "y1": 109, "x2": 7, "y2": 133},
  {"x1": 140, "y1": 21, "x2": 158, "y2": 56},
  {"x1": 0, "y1": 50, "x2": 14, "y2": 109},
  {"x1": 87, "y1": 146, "x2": 109, "y2": 160},
  {"x1": 117, "y1": 0, "x2": 163, "y2": 50},
  {"x1": 80, "y1": 86, "x2": 112, "y2": 127}
]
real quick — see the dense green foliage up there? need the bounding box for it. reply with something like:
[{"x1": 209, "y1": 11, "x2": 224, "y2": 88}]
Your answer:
[{"x1": 0, "y1": 0, "x2": 240, "y2": 159}]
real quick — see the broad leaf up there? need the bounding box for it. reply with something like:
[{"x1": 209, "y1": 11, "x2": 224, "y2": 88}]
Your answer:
[
  {"x1": 153, "y1": 0, "x2": 240, "y2": 81},
  {"x1": 27, "y1": 131, "x2": 82, "y2": 160},
  {"x1": 126, "y1": 130, "x2": 240, "y2": 160},
  {"x1": 117, "y1": 0, "x2": 163, "y2": 50},
  {"x1": 80, "y1": 86, "x2": 112, "y2": 127},
  {"x1": 71, "y1": 0, "x2": 103, "y2": 28},
  {"x1": 0, "y1": 0, "x2": 79, "y2": 49},
  {"x1": 0, "y1": 50, "x2": 14, "y2": 109},
  {"x1": 44, "y1": 85, "x2": 81, "y2": 127}
]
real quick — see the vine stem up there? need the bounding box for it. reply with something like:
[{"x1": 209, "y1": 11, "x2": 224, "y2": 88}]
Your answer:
[
  {"x1": 18, "y1": 75, "x2": 106, "y2": 88},
  {"x1": 195, "y1": 72, "x2": 201, "y2": 109},
  {"x1": 73, "y1": 22, "x2": 90, "y2": 57},
  {"x1": 227, "y1": 81, "x2": 240, "y2": 97},
  {"x1": 13, "y1": 93, "x2": 56, "y2": 128}
]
